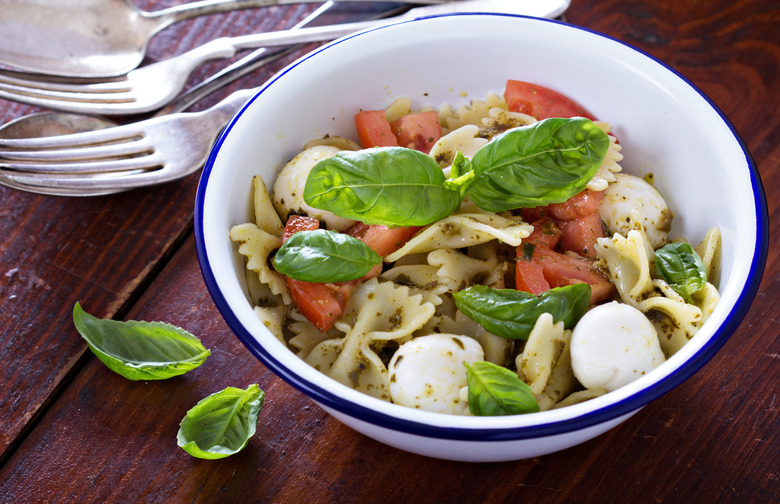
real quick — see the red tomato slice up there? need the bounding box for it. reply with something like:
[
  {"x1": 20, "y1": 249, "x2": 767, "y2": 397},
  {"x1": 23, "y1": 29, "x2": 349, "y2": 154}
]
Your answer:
[
  {"x1": 354, "y1": 110, "x2": 399, "y2": 149},
  {"x1": 516, "y1": 245, "x2": 614, "y2": 305},
  {"x1": 286, "y1": 279, "x2": 345, "y2": 333},
  {"x1": 389, "y1": 111, "x2": 442, "y2": 153},
  {"x1": 515, "y1": 253, "x2": 551, "y2": 295},
  {"x1": 504, "y1": 80, "x2": 595, "y2": 120},
  {"x1": 525, "y1": 217, "x2": 562, "y2": 249},
  {"x1": 534, "y1": 246, "x2": 615, "y2": 304},
  {"x1": 559, "y1": 212, "x2": 606, "y2": 259},
  {"x1": 346, "y1": 222, "x2": 421, "y2": 257},
  {"x1": 545, "y1": 189, "x2": 605, "y2": 221},
  {"x1": 282, "y1": 215, "x2": 320, "y2": 241}
]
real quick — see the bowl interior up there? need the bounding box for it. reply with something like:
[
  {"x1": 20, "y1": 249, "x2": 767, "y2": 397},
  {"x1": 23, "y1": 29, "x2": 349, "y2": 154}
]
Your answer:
[{"x1": 195, "y1": 13, "x2": 766, "y2": 438}]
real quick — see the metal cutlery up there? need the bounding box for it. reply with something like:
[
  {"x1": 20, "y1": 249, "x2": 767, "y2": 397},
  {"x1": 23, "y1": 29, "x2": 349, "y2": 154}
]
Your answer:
[
  {"x1": 0, "y1": 0, "x2": 450, "y2": 77},
  {"x1": 0, "y1": 0, "x2": 571, "y2": 115}
]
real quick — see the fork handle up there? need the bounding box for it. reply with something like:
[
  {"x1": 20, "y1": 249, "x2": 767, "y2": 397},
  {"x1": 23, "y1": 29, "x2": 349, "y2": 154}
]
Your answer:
[{"x1": 148, "y1": 0, "x2": 449, "y2": 32}]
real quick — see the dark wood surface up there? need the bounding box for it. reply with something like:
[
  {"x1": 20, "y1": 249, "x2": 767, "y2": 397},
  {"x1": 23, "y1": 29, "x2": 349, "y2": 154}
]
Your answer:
[{"x1": 0, "y1": 1, "x2": 777, "y2": 502}]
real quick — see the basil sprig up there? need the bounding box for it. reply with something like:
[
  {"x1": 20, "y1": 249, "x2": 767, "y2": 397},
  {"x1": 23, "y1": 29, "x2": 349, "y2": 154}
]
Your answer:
[
  {"x1": 273, "y1": 229, "x2": 381, "y2": 282},
  {"x1": 304, "y1": 147, "x2": 463, "y2": 227},
  {"x1": 654, "y1": 242, "x2": 707, "y2": 303},
  {"x1": 177, "y1": 384, "x2": 265, "y2": 459},
  {"x1": 73, "y1": 302, "x2": 210, "y2": 380},
  {"x1": 453, "y1": 283, "x2": 591, "y2": 340},
  {"x1": 303, "y1": 117, "x2": 609, "y2": 227},
  {"x1": 464, "y1": 361, "x2": 540, "y2": 416}
]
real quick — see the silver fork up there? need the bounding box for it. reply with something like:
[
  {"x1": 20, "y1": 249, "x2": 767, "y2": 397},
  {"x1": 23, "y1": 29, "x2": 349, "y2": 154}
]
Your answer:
[
  {"x1": 0, "y1": 1, "x2": 465, "y2": 116},
  {"x1": 0, "y1": 87, "x2": 258, "y2": 196}
]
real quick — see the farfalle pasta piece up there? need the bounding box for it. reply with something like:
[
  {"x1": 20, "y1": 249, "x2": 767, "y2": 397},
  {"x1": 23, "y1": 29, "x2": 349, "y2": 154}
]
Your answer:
[
  {"x1": 479, "y1": 107, "x2": 536, "y2": 138},
  {"x1": 586, "y1": 122, "x2": 623, "y2": 191},
  {"x1": 438, "y1": 94, "x2": 506, "y2": 133},
  {"x1": 594, "y1": 229, "x2": 655, "y2": 306},
  {"x1": 641, "y1": 287, "x2": 704, "y2": 357},
  {"x1": 305, "y1": 279, "x2": 436, "y2": 401},
  {"x1": 427, "y1": 248, "x2": 506, "y2": 292},
  {"x1": 287, "y1": 309, "x2": 340, "y2": 360},
  {"x1": 380, "y1": 264, "x2": 450, "y2": 300},
  {"x1": 385, "y1": 96, "x2": 412, "y2": 121},
  {"x1": 516, "y1": 313, "x2": 568, "y2": 396},
  {"x1": 695, "y1": 226, "x2": 722, "y2": 281},
  {"x1": 229, "y1": 223, "x2": 291, "y2": 305},
  {"x1": 384, "y1": 211, "x2": 532, "y2": 262},
  {"x1": 252, "y1": 305, "x2": 287, "y2": 345},
  {"x1": 532, "y1": 326, "x2": 579, "y2": 412},
  {"x1": 251, "y1": 175, "x2": 284, "y2": 236},
  {"x1": 429, "y1": 124, "x2": 488, "y2": 170},
  {"x1": 552, "y1": 388, "x2": 608, "y2": 409}
]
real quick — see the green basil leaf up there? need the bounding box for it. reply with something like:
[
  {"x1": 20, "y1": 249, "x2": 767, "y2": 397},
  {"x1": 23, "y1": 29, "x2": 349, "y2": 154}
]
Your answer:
[
  {"x1": 453, "y1": 283, "x2": 591, "y2": 340},
  {"x1": 72, "y1": 302, "x2": 210, "y2": 381},
  {"x1": 273, "y1": 229, "x2": 381, "y2": 282},
  {"x1": 464, "y1": 361, "x2": 540, "y2": 416},
  {"x1": 449, "y1": 149, "x2": 472, "y2": 179},
  {"x1": 466, "y1": 117, "x2": 610, "y2": 211},
  {"x1": 654, "y1": 241, "x2": 707, "y2": 303},
  {"x1": 303, "y1": 147, "x2": 463, "y2": 227},
  {"x1": 177, "y1": 384, "x2": 265, "y2": 460}
]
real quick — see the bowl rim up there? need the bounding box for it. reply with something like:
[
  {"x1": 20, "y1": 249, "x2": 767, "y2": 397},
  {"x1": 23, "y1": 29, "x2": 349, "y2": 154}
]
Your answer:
[{"x1": 194, "y1": 12, "x2": 769, "y2": 441}]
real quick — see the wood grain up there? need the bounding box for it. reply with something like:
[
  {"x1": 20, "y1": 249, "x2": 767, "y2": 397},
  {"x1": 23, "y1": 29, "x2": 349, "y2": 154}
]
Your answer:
[{"x1": 0, "y1": 1, "x2": 777, "y2": 502}]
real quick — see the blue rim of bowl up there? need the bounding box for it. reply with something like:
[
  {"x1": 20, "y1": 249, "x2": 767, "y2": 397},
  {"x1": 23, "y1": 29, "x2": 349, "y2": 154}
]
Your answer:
[{"x1": 194, "y1": 13, "x2": 769, "y2": 441}]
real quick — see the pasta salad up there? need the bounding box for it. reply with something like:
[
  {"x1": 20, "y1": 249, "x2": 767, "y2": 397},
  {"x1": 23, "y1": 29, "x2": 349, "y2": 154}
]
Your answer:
[{"x1": 230, "y1": 80, "x2": 721, "y2": 416}]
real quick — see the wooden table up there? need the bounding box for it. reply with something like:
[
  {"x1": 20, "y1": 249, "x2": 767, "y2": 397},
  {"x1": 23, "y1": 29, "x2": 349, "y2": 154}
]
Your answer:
[{"x1": 0, "y1": 1, "x2": 777, "y2": 502}]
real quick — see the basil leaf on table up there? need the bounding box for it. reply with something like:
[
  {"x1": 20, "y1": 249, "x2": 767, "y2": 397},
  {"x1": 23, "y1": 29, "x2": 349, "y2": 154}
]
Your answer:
[
  {"x1": 303, "y1": 147, "x2": 463, "y2": 227},
  {"x1": 272, "y1": 229, "x2": 381, "y2": 282},
  {"x1": 654, "y1": 241, "x2": 707, "y2": 303},
  {"x1": 177, "y1": 384, "x2": 265, "y2": 460},
  {"x1": 72, "y1": 302, "x2": 210, "y2": 380},
  {"x1": 465, "y1": 117, "x2": 610, "y2": 212},
  {"x1": 464, "y1": 361, "x2": 540, "y2": 416},
  {"x1": 453, "y1": 283, "x2": 591, "y2": 340}
]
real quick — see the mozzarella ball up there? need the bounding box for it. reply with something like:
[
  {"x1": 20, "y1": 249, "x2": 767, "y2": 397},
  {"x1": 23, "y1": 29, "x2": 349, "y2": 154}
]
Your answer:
[
  {"x1": 570, "y1": 302, "x2": 665, "y2": 392},
  {"x1": 598, "y1": 173, "x2": 673, "y2": 249},
  {"x1": 388, "y1": 334, "x2": 484, "y2": 415},
  {"x1": 272, "y1": 145, "x2": 357, "y2": 231}
]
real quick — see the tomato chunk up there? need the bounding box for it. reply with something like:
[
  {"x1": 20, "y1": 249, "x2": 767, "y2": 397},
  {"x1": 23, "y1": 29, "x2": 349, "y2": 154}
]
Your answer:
[
  {"x1": 516, "y1": 244, "x2": 615, "y2": 305},
  {"x1": 525, "y1": 217, "x2": 562, "y2": 249},
  {"x1": 389, "y1": 111, "x2": 442, "y2": 153},
  {"x1": 559, "y1": 212, "x2": 606, "y2": 259},
  {"x1": 534, "y1": 246, "x2": 615, "y2": 304},
  {"x1": 504, "y1": 80, "x2": 595, "y2": 120},
  {"x1": 282, "y1": 215, "x2": 320, "y2": 240},
  {"x1": 546, "y1": 189, "x2": 605, "y2": 221},
  {"x1": 354, "y1": 110, "x2": 399, "y2": 149},
  {"x1": 347, "y1": 222, "x2": 421, "y2": 257},
  {"x1": 515, "y1": 247, "x2": 551, "y2": 295}
]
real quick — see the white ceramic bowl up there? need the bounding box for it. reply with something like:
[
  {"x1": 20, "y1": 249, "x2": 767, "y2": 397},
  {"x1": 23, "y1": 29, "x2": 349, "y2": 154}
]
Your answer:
[{"x1": 194, "y1": 13, "x2": 768, "y2": 462}]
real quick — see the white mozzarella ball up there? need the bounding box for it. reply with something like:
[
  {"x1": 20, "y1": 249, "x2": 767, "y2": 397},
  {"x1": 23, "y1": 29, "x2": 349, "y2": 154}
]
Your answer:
[
  {"x1": 570, "y1": 302, "x2": 665, "y2": 392},
  {"x1": 388, "y1": 334, "x2": 484, "y2": 415},
  {"x1": 272, "y1": 145, "x2": 357, "y2": 232},
  {"x1": 598, "y1": 173, "x2": 673, "y2": 249}
]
